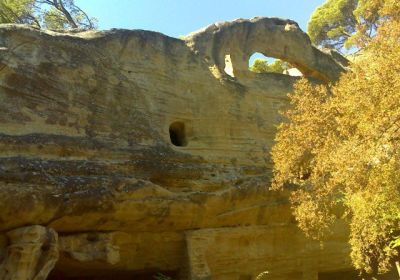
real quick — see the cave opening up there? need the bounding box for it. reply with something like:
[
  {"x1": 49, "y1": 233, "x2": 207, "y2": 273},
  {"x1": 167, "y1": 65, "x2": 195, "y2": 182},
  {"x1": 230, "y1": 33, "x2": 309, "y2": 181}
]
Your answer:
[{"x1": 169, "y1": 121, "x2": 187, "y2": 147}]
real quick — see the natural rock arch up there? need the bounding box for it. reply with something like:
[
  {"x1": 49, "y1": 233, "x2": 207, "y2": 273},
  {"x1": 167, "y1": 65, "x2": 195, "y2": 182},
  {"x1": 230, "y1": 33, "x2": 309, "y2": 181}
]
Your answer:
[{"x1": 185, "y1": 17, "x2": 347, "y2": 82}]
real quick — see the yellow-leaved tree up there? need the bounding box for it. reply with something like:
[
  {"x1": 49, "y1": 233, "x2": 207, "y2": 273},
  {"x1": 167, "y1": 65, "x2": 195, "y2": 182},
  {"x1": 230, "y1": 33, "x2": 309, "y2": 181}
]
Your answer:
[{"x1": 272, "y1": 18, "x2": 400, "y2": 277}]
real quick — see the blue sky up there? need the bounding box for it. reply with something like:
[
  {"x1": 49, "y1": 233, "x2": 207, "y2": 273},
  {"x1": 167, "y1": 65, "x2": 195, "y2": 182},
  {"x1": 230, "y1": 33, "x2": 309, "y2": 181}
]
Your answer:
[{"x1": 75, "y1": 0, "x2": 325, "y2": 38}]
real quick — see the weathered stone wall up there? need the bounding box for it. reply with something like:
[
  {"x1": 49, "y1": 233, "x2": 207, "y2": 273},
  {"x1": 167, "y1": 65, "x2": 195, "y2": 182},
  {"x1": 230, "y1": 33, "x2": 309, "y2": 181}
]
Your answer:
[{"x1": 0, "y1": 18, "x2": 350, "y2": 279}]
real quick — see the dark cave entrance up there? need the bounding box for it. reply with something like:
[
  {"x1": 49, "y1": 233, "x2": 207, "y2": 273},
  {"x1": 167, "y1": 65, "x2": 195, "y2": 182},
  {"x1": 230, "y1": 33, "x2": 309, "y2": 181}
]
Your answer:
[{"x1": 169, "y1": 121, "x2": 187, "y2": 147}]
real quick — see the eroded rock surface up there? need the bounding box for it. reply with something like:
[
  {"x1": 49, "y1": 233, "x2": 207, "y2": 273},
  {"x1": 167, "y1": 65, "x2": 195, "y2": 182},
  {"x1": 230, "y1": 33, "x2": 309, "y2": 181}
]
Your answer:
[
  {"x1": 0, "y1": 18, "x2": 350, "y2": 279},
  {"x1": 0, "y1": 226, "x2": 58, "y2": 280}
]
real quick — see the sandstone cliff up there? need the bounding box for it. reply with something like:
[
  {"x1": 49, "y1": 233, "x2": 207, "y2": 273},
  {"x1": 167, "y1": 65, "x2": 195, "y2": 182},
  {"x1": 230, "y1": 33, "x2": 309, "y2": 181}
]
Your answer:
[{"x1": 0, "y1": 18, "x2": 350, "y2": 279}]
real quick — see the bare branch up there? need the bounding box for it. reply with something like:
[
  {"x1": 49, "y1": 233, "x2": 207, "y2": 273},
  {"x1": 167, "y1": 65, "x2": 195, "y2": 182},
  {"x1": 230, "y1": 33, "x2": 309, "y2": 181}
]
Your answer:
[
  {"x1": 55, "y1": 0, "x2": 78, "y2": 28},
  {"x1": 74, "y1": 5, "x2": 95, "y2": 29}
]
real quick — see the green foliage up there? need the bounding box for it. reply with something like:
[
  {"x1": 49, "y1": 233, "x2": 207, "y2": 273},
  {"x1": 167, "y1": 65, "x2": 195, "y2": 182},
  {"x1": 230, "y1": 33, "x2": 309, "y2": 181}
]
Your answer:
[
  {"x1": 0, "y1": 0, "x2": 97, "y2": 29},
  {"x1": 272, "y1": 20, "x2": 400, "y2": 275},
  {"x1": 42, "y1": 6, "x2": 69, "y2": 29},
  {"x1": 41, "y1": 0, "x2": 97, "y2": 29},
  {"x1": 250, "y1": 59, "x2": 269, "y2": 73},
  {"x1": 308, "y1": 0, "x2": 358, "y2": 50},
  {"x1": 250, "y1": 58, "x2": 291, "y2": 74},
  {"x1": 0, "y1": 0, "x2": 35, "y2": 24},
  {"x1": 307, "y1": 0, "x2": 399, "y2": 51}
]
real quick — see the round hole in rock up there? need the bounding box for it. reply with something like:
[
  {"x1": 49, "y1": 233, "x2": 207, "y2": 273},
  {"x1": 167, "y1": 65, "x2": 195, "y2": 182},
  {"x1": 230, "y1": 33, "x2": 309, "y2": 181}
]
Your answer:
[{"x1": 169, "y1": 121, "x2": 187, "y2": 147}]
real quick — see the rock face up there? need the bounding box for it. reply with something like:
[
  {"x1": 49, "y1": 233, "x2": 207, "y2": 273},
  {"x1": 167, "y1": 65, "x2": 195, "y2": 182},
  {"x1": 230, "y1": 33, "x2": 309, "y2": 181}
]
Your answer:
[
  {"x1": 0, "y1": 18, "x2": 350, "y2": 279},
  {"x1": 0, "y1": 226, "x2": 58, "y2": 280}
]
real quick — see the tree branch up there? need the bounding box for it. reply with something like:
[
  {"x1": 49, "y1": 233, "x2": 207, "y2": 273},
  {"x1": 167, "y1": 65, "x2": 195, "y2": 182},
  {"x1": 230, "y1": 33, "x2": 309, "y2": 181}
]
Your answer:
[
  {"x1": 54, "y1": 0, "x2": 78, "y2": 28},
  {"x1": 74, "y1": 5, "x2": 94, "y2": 29}
]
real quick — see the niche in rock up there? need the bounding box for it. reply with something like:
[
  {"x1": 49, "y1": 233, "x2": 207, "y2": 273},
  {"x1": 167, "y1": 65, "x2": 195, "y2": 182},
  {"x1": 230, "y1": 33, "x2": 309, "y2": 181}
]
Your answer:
[{"x1": 169, "y1": 121, "x2": 188, "y2": 147}]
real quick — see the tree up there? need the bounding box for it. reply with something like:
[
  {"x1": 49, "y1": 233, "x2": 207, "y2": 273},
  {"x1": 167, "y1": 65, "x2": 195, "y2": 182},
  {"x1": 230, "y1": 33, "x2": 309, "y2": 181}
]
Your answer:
[
  {"x1": 272, "y1": 19, "x2": 400, "y2": 277},
  {"x1": 0, "y1": 0, "x2": 35, "y2": 25},
  {"x1": 250, "y1": 58, "x2": 292, "y2": 74},
  {"x1": 308, "y1": 0, "x2": 358, "y2": 51},
  {"x1": 0, "y1": 0, "x2": 96, "y2": 29},
  {"x1": 38, "y1": 0, "x2": 96, "y2": 29},
  {"x1": 307, "y1": 0, "x2": 399, "y2": 51}
]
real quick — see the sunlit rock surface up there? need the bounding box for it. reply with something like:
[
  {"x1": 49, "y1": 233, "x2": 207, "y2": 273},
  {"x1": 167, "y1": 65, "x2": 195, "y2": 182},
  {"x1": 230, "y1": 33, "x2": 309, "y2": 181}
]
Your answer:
[{"x1": 0, "y1": 18, "x2": 351, "y2": 279}]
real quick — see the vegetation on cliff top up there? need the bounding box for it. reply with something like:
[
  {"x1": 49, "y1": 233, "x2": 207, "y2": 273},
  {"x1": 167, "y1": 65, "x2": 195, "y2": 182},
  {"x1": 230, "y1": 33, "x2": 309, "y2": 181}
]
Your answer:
[
  {"x1": 0, "y1": 0, "x2": 96, "y2": 29},
  {"x1": 307, "y1": 0, "x2": 399, "y2": 52}
]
